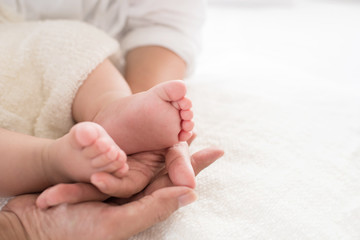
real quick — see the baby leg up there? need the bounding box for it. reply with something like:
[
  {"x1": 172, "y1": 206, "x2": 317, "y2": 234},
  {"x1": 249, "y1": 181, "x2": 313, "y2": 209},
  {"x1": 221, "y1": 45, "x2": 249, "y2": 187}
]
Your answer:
[
  {"x1": 72, "y1": 59, "x2": 194, "y2": 155},
  {"x1": 0, "y1": 122, "x2": 127, "y2": 196}
]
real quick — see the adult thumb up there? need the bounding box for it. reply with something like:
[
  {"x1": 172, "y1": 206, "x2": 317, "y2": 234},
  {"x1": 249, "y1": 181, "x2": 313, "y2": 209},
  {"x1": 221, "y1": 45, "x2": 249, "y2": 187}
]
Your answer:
[{"x1": 108, "y1": 186, "x2": 197, "y2": 239}]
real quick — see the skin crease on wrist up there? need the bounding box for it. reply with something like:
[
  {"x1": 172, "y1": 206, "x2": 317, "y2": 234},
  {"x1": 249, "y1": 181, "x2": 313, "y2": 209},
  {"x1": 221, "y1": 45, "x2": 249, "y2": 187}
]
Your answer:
[
  {"x1": 125, "y1": 46, "x2": 187, "y2": 93},
  {"x1": 0, "y1": 211, "x2": 29, "y2": 240}
]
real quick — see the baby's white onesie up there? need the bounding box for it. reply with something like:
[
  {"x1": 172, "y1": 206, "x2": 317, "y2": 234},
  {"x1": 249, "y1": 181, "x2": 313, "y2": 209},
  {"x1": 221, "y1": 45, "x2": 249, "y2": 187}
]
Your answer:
[{"x1": 1, "y1": 0, "x2": 206, "y2": 74}]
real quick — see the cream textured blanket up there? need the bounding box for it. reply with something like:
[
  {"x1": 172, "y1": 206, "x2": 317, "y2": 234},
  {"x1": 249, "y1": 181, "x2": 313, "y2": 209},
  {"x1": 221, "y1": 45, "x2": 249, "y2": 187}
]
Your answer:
[
  {"x1": 129, "y1": 78, "x2": 360, "y2": 240},
  {"x1": 0, "y1": 10, "x2": 118, "y2": 208},
  {"x1": 0, "y1": 20, "x2": 118, "y2": 138}
]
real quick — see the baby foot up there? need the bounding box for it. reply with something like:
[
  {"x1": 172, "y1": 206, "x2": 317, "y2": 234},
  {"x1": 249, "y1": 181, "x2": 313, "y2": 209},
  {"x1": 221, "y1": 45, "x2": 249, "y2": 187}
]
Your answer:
[
  {"x1": 93, "y1": 80, "x2": 194, "y2": 154},
  {"x1": 45, "y1": 122, "x2": 128, "y2": 184},
  {"x1": 36, "y1": 140, "x2": 200, "y2": 209}
]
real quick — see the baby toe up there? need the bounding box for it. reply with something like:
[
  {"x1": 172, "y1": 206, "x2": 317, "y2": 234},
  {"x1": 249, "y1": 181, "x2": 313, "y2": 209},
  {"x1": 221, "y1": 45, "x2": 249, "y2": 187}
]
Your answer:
[
  {"x1": 171, "y1": 101, "x2": 181, "y2": 110},
  {"x1": 177, "y1": 97, "x2": 192, "y2": 110},
  {"x1": 100, "y1": 159, "x2": 124, "y2": 173},
  {"x1": 91, "y1": 146, "x2": 117, "y2": 168},
  {"x1": 106, "y1": 146, "x2": 119, "y2": 161},
  {"x1": 181, "y1": 120, "x2": 195, "y2": 132},
  {"x1": 81, "y1": 137, "x2": 110, "y2": 158},
  {"x1": 180, "y1": 109, "x2": 194, "y2": 121},
  {"x1": 91, "y1": 153, "x2": 113, "y2": 168},
  {"x1": 92, "y1": 145, "x2": 126, "y2": 171},
  {"x1": 73, "y1": 122, "x2": 100, "y2": 147},
  {"x1": 95, "y1": 137, "x2": 113, "y2": 153},
  {"x1": 178, "y1": 130, "x2": 193, "y2": 142},
  {"x1": 113, "y1": 164, "x2": 129, "y2": 178}
]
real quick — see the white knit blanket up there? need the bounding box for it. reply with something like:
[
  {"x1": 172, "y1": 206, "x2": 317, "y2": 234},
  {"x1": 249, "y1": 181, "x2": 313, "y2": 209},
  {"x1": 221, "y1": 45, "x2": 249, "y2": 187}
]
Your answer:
[
  {"x1": 0, "y1": 20, "x2": 118, "y2": 138},
  {"x1": 1, "y1": 6, "x2": 360, "y2": 240},
  {"x1": 130, "y1": 78, "x2": 360, "y2": 239},
  {"x1": 0, "y1": 10, "x2": 118, "y2": 209}
]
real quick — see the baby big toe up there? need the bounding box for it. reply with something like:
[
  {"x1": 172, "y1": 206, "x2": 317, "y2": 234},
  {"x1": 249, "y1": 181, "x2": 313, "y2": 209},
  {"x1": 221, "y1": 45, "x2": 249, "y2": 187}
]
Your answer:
[
  {"x1": 73, "y1": 122, "x2": 100, "y2": 147},
  {"x1": 157, "y1": 80, "x2": 187, "y2": 101}
]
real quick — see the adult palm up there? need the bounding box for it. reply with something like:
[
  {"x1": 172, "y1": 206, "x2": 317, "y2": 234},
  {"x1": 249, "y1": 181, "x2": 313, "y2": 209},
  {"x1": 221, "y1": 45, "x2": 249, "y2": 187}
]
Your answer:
[{"x1": 2, "y1": 142, "x2": 223, "y2": 240}]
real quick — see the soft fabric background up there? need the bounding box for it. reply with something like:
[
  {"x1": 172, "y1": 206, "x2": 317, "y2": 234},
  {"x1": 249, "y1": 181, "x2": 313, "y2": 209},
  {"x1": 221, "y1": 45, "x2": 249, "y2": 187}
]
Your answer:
[
  {"x1": 132, "y1": 0, "x2": 360, "y2": 239},
  {"x1": 1, "y1": 1, "x2": 359, "y2": 239}
]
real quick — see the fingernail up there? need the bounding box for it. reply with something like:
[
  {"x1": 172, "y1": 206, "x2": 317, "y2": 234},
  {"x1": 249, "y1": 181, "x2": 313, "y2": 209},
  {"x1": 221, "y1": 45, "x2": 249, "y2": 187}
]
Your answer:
[{"x1": 178, "y1": 191, "x2": 197, "y2": 207}]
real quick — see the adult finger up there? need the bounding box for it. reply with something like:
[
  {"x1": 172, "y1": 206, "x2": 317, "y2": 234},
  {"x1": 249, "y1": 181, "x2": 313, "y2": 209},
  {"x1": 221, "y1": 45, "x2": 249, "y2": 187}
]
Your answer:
[
  {"x1": 166, "y1": 142, "x2": 196, "y2": 188},
  {"x1": 90, "y1": 170, "x2": 149, "y2": 198},
  {"x1": 4, "y1": 194, "x2": 38, "y2": 212},
  {"x1": 126, "y1": 147, "x2": 224, "y2": 202},
  {"x1": 106, "y1": 186, "x2": 197, "y2": 239},
  {"x1": 36, "y1": 183, "x2": 108, "y2": 209},
  {"x1": 191, "y1": 147, "x2": 224, "y2": 175}
]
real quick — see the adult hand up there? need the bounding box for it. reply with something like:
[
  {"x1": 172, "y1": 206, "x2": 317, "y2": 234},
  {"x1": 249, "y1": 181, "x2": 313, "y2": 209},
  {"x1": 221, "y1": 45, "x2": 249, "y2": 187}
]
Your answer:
[
  {"x1": 2, "y1": 144, "x2": 223, "y2": 240},
  {"x1": 2, "y1": 186, "x2": 196, "y2": 240},
  {"x1": 89, "y1": 134, "x2": 203, "y2": 198},
  {"x1": 36, "y1": 136, "x2": 223, "y2": 208}
]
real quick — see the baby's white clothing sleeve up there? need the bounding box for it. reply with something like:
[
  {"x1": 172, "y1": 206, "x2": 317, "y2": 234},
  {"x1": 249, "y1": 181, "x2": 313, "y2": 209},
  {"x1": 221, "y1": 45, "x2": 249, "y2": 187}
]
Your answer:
[
  {"x1": 121, "y1": 0, "x2": 206, "y2": 75},
  {"x1": 0, "y1": 0, "x2": 206, "y2": 75}
]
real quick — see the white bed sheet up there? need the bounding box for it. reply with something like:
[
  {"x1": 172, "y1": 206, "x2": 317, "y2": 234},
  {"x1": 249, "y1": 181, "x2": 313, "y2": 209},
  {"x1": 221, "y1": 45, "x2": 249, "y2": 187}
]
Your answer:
[{"x1": 132, "y1": 1, "x2": 360, "y2": 239}]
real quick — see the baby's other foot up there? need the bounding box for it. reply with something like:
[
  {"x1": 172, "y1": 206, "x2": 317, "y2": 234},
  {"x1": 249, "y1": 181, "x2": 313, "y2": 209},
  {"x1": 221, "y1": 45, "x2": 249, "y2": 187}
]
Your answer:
[
  {"x1": 47, "y1": 122, "x2": 128, "y2": 184},
  {"x1": 94, "y1": 80, "x2": 194, "y2": 154}
]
